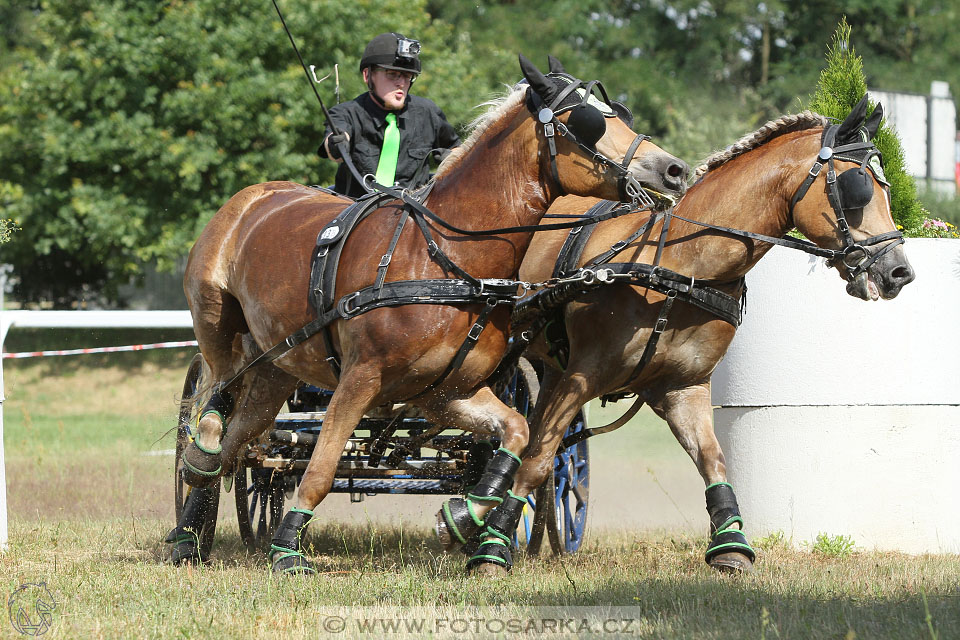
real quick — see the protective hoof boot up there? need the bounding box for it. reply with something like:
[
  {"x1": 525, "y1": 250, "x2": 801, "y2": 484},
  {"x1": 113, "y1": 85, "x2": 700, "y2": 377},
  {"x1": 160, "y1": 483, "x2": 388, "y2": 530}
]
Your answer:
[
  {"x1": 437, "y1": 498, "x2": 484, "y2": 551},
  {"x1": 270, "y1": 508, "x2": 315, "y2": 575},
  {"x1": 270, "y1": 548, "x2": 316, "y2": 575},
  {"x1": 705, "y1": 529, "x2": 756, "y2": 574},
  {"x1": 180, "y1": 440, "x2": 222, "y2": 488},
  {"x1": 169, "y1": 534, "x2": 203, "y2": 566},
  {"x1": 466, "y1": 539, "x2": 512, "y2": 575}
]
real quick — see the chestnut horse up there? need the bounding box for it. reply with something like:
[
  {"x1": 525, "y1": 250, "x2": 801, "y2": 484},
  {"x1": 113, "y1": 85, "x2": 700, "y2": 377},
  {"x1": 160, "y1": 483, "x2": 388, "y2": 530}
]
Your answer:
[
  {"x1": 455, "y1": 98, "x2": 915, "y2": 574},
  {"x1": 168, "y1": 55, "x2": 688, "y2": 573}
]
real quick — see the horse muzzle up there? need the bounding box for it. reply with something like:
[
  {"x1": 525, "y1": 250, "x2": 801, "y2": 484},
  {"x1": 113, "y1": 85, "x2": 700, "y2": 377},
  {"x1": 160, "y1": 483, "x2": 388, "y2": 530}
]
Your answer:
[{"x1": 842, "y1": 242, "x2": 915, "y2": 301}]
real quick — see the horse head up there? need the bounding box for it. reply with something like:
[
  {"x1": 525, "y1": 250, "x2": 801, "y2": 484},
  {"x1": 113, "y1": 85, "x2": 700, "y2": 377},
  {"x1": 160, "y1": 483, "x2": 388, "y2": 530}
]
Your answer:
[
  {"x1": 789, "y1": 96, "x2": 915, "y2": 300},
  {"x1": 519, "y1": 55, "x2": 688, "y2": 207}
]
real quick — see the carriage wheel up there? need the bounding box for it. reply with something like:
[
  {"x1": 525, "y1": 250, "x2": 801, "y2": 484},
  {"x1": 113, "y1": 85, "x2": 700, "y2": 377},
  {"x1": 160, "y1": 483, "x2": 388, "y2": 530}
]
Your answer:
[
  {"x1": 234, "y1": 465, "x2": 286, "y2": 552},
  {"x1": 506, "y1": 359, "x2": 546, "y2": 552},
  {"x1": 531, "y1": 410, "x2": 590, "y2": 555},
  {"x1": 173, "y1": 353, "x2": 220, "y2": 554}
]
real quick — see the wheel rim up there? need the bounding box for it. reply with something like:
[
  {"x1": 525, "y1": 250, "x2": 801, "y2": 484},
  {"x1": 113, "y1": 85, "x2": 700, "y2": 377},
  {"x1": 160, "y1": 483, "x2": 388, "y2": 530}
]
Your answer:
[
  {"x1": 235, "y1": 465, "x2": 285, "y2": 552},
  {"x1": 174, "y1": 353, "x2": 205, "y2": 521},
  {"x1": 553, "y1": 414, "x2": 589, "y2": 553},
  {"x1": 173, "y1": 353, "x2": 220, "y2": 555}
]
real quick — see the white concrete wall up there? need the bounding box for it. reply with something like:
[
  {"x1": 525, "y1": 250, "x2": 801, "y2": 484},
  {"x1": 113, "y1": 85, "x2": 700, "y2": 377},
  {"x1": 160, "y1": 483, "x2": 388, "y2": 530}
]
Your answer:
[{"x1": 711, "y1": 240, "x2": 960, "y2": 552}]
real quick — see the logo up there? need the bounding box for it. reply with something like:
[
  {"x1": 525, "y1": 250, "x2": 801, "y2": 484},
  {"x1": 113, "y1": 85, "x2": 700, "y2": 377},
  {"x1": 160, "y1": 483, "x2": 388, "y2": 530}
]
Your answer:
[{"x1": 8, "y1": 583, "x2": 57, "y2": 636}]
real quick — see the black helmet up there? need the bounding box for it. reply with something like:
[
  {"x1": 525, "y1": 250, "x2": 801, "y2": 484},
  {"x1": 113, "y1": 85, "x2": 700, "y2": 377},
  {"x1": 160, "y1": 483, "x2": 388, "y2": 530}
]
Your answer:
[{"x1": 359, "y1": 32, "x2": 421, "y2": 75}]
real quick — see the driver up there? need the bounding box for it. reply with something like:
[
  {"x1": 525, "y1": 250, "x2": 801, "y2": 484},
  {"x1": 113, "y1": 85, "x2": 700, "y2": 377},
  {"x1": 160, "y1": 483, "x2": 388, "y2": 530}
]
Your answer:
[{"x1": 319, "y1": 32, "x2": 460, "y2": 197}]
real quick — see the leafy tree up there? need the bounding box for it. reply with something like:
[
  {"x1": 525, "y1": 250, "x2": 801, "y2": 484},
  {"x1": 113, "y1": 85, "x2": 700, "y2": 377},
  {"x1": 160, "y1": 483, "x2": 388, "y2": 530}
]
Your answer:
[
  {"x1": 807, "y1": 18, "x2": 924, "y2": 232},
  {"x1": 0, "y1": 0, "x2": 479, "y2": 306}
]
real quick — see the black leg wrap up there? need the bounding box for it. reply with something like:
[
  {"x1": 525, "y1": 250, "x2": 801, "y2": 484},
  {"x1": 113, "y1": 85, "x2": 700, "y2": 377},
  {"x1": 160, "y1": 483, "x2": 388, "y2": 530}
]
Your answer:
[
  {"x1": 704, "y1": 483, "x2": 756, "y2": 565},
  {"x1": 269, "y1": 509, "x2": 316, "y2": 575},
  {"x1": 484, "y1": 492, "x2": 526, "y2": 540},
  {"x1": 166, "y1": 487, "x2": 217, "y2": 565},
  {"x1": 466, "y1": 539, "x2": 513, "y2": 572},
  {"x1": 466, "y1": 448, "x2": 522, "y2": 503},
  {"x1": 441, "y1": 497, "x2": 486, "y2": 546},
  {"x1": 705, "y1": 482, "x2": 743, "y2": 534}
]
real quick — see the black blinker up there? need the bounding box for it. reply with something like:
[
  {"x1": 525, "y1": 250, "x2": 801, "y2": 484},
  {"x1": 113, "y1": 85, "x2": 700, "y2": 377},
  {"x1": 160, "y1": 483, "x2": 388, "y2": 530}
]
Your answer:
[
  {"x1": 837, "y1": 167, "x2": 874, "y2": 211},
  {"x1": 566, "y1": 103, "x2": 606, "y2": 149},
  {"x1": 610, "y1": 101, "x2": 634, "y2": 128}
]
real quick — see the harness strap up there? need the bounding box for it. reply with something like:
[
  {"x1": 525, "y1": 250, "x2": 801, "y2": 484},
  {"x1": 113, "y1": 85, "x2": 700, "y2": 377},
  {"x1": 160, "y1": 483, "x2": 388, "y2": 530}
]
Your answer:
[
  {"x1": 373, "y1": 208, "x2": 411, "y2": 297},
  {"x1": 408, "y1": 296, "x2": 502, "y2": 401},
  {"x1": 217, "y1": 279, "x2": 516, "y2": 398},
  {"x1": 622, "y1": 133, "x2": 650, "y2": 167},
  {"x1": 622, "y1": 288, "x2": 677, "y2": 386},
  {"x1": 552, "y1": 201, "x2": 617, "y2": 278}
]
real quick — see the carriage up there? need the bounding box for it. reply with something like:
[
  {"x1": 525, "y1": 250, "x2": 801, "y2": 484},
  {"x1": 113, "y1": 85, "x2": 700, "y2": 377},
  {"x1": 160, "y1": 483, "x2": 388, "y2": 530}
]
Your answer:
[
  {"x1": 173, "y1": 353, "x2": 590, "y2": 557},
  {"x1": 167, "y1": 52, "x2": 909, "y2": 575}
]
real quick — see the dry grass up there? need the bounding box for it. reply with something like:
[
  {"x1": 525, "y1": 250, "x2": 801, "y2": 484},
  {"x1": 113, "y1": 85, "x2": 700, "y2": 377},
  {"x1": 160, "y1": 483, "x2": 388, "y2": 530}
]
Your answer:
[{"x1": 2, "y1": 351, "x2": 958, "y2": 638}]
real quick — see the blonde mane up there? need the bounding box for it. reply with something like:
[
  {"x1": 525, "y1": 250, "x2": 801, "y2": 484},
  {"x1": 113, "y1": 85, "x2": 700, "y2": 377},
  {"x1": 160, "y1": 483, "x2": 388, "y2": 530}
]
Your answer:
[
  {"x1": 693, "y1": 111, "x2": 829, "y2": 181},
  {"x1": 435, "y1": 86, "x2": 526, "y2": 178}
]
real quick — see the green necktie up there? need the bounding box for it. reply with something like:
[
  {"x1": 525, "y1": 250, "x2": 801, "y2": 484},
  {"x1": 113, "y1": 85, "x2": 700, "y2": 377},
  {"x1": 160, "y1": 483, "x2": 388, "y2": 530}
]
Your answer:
[{"x1": 375, "y1": 112, "x2": 400, "y2": 186}]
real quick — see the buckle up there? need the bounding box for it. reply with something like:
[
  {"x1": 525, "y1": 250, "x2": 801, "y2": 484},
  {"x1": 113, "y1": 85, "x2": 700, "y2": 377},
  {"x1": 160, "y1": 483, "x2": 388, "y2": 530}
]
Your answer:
[
  {"x1": 543, "y1": 122, "x2": 555, "y2": 138},
  {"x1": 467, "y1": 322, "x2": 484, "y2": 341},
  {"x1": 378, "y1": 254, "x2": 391, "y2": 268}
]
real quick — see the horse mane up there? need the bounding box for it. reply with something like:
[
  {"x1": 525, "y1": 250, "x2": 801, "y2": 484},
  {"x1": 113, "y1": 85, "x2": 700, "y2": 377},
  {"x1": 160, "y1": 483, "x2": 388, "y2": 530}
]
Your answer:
[
  {"x1": 693, "y1": 111, "x2": 829, "y2": 181},
  {"x1": 435, "y1": 86, "x2": 526, "y2": 178}
]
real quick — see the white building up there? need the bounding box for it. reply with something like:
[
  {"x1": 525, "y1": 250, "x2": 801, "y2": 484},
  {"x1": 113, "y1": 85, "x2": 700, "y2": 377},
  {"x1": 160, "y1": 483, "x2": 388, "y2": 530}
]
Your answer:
[{"x1": 870, "y1": 81, "x2": 957, "y2": 195}]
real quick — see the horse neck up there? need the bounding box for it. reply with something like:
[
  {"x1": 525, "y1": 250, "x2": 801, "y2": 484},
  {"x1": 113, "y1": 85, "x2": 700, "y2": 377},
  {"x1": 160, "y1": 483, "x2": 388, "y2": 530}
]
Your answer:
[
  {"x1": 662, "y1": 128, "x2": 821, "y2": 282},
  {"x1": 420, "y1": 107, "x2": 549, "y2": 277}
]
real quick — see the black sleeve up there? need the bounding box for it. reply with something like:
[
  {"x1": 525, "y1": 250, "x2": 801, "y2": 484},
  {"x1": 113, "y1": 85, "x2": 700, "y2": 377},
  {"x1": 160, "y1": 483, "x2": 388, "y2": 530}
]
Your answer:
[
  {"x1": 318, "y1": 103, "x2": 355, "y2": 159},
  {"x1": 433, "y1": 107, "x2": 461, "y2": 150}
]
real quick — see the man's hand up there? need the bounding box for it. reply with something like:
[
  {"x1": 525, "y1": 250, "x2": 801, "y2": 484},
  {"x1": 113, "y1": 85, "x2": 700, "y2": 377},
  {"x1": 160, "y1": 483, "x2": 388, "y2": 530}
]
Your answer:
[{"x1": 323, "y1": 132, "x2": 350, "y2": 161}]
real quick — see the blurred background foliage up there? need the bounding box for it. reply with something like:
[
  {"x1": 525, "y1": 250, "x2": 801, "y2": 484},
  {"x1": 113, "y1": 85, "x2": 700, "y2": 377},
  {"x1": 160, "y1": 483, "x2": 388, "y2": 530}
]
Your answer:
[{"x1": 1, "y1": 0, "x2": 958, "y2": 306}]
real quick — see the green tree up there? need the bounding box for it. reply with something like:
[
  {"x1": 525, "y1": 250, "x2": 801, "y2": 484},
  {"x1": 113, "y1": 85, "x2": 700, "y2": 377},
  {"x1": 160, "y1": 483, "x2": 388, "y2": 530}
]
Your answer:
[
  {"x1": 808, "y1": 18, "x2": 924, "y2": 232},
  {"x1": 0, "y1": 0, "x2": 479, "y2": 306}
]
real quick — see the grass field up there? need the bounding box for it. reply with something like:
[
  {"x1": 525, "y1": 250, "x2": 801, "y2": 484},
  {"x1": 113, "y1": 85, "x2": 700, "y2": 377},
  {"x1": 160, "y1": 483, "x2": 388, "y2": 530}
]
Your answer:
[{"x1": 2, "y1": 343, "x2": 958, "y2": 639}]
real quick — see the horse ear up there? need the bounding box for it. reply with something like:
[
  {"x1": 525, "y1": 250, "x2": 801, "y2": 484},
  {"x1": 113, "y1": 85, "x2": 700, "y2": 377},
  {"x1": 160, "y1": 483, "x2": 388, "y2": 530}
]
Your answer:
[
  {"x1": 864, "y1": 102, "x2": 883, "y2": 140},
  {"x1": 547, "y1": 55, "x2": 566, "y2": 74},
  {"x1": 837, "y1": 95, "x2": 870, "y2": 141},
  {"x1": 519, "y1": 53, "x2": 558, "y2": 105}
]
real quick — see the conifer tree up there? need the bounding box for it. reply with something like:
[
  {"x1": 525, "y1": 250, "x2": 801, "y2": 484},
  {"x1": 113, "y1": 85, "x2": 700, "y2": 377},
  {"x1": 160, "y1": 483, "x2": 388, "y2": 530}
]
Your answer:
[{"x1": 808, "y1": 18, "x2": 924, "y2": 233}]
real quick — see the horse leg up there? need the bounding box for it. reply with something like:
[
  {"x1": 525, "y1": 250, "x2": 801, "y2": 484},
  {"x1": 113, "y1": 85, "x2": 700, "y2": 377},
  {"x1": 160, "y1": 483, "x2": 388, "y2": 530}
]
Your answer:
[
  {"x1": 217, "y1": 363, "x2": 299, "y2": 472},
  {"x1": 269, "y1": 368, "x2": 382, "y2": 575},
  {"x1": 427, "y1": 386, "x2": 531, "y2": 568},
  {"x1": 650, "y1": 383, "x2": 756, "y2": 573},
  {"x1": 168, "y1": 362, "x2": 297, "y2": 565},
  {"x1": 180, "y1": 287, "x2": 248, "y2": 488},
  {"x1": 466, "y1": 369, "x2": 586, "y2": 575}
]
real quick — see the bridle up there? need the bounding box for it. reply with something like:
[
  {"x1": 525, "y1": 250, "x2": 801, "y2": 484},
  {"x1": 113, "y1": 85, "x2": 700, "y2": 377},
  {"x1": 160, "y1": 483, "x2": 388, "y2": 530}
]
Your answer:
[
  {"x1": 525, "y1": 74, "x2": 656, "y2": 209},
  {"x1": 788, "y1": 123, "x2": 904, "y2": 281},
  {"x1": 659, "y1": 123, "x2": 904, "y2": 284}
]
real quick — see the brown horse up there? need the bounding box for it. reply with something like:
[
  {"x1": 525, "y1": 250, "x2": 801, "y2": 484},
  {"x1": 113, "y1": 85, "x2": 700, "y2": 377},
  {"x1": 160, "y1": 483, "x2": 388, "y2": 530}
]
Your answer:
[
  {"x1": 456, "y1": 98, "x2": 915, "y2": 574},
  {"x1": 169, "y1": 55, "x2": 689, "y2": 573}
]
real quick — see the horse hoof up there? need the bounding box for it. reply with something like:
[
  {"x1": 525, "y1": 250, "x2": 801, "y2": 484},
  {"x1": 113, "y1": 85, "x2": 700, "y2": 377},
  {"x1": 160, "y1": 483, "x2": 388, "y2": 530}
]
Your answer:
[
  {"x1": 468, "y1": 561, "x2": 509, "y2": 578},
  {"x1": 170, "y1": 539, "x2": 203, "y2": 566},
  {"x1": 180, "y1": 442, "x2": 222, "y2": 488},
  {"x1": 434, "y1": 510, "x2": 458, "y2": 552},
  {"x1": 271, "y1": 551, "x2": 316, "y2": 576},
  {"x1": 709, "y1": 551, "x2": 754, "y2": 574}
]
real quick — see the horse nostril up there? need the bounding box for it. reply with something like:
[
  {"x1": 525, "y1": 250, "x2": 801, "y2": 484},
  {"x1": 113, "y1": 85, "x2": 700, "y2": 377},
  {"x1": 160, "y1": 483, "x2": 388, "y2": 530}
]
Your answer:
[
  {"x1": 891, "y1": 264, "x2": 915, "y2": 284},
  {"x1": 667, "y1": 163, "x2": 685, "y2": 178}
]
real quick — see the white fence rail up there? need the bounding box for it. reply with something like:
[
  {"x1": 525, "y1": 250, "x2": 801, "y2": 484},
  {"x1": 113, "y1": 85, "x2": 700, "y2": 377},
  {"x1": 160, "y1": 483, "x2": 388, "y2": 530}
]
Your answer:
[{"x1": 0, "y1": 310, "x2": 194, "y2": 550}]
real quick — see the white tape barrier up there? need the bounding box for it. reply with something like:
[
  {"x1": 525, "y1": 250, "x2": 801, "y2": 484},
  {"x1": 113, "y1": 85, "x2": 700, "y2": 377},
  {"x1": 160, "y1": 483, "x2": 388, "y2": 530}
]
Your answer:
[
  {"x1": 3, "y1": 340, "x2": 198, "y2": 359},
  {"x1": 0, "y1": 310, "x2": 195, "y2": 550}
]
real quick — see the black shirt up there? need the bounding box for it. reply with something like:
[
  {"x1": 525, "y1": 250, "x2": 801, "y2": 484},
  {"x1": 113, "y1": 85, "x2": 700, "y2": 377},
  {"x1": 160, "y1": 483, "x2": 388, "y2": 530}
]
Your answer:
[{"x1": 319, "y1": 92, "x2": 460, "y2": 198}]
